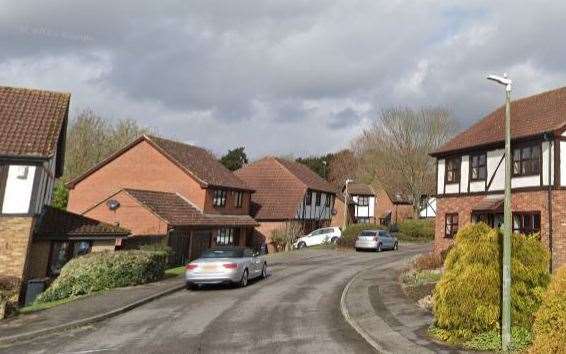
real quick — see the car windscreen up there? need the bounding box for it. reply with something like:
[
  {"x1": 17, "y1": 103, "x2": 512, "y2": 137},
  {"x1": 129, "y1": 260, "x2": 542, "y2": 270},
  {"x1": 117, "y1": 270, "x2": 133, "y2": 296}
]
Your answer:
[
  {"x1": 359, "y1": 231, "x2": 376, "y2": 236},
  {"x1": 201, "y1": 249, "x2": 244, "y2": 258}
]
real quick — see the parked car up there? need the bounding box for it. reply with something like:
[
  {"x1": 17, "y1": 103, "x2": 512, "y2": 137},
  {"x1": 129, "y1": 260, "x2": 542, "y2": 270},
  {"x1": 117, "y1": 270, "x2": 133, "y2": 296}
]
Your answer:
[
  {"x1": 185, "y1": 247, "x2": 267, "y2": 289},
  {"x1": 355, "y1": 229, "x2": 398, "y2": 252},
  {"x1": 293, "y1": 226, "x2": 342, "y2": 249}
]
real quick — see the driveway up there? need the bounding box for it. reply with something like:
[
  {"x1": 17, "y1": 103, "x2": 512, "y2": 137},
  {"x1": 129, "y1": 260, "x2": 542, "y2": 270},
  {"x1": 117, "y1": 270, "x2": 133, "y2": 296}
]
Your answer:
[{"x1": 2, "y1": 244, "x2": 428, "y2": 354}]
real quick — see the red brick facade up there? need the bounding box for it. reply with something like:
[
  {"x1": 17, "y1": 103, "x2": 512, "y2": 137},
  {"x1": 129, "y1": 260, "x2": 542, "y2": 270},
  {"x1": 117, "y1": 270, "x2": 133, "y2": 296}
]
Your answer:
[{"x1": 435, "y1": 189, "x2": 566, "y2": 270}]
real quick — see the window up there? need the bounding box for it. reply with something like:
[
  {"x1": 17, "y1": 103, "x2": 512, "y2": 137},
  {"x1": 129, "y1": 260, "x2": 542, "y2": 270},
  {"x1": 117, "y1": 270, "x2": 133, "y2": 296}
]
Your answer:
[
  {"x1": 48, "y1": 241, "x2": 92, "y2": 276},
  {"x1": 445, "y1": 157, "x2": 461, "y2": 184},
  {"x1": 234, "y1": 191, "x2": 244, "y2": 208},
  {"x1": 217, "y1": 228, "x2": 235, "y2": 246},
  {"x1": 315, "y1": 192, "x2": 321, "y2": 206},
  {"x1": 358, "y1": 196, "x2": 369, "y2": 206},
  {"x1": 470, "y1": 153, "x2": 487, "y2": 181},
  {"x1": 325, "y1": 194, "x2": 331, "y2": 207},
  {"x1": 213, "y1": 189, "x2": 227, "y2": 207},
  {"x1": 357, "y1": 217, "x2": 370, "y2": 224},
  {"x1": 305, "y1": 192, "x2": 312, "y2": 206},
  {"x1": 513, "y1": 144, "x2": 540, "y2": 177},
  {"x1": 445, "y1": 213, "x2": 459, "y2": 238},
  {"x1": 513, "y1": 212, "x2": 541, "y2": 235}
]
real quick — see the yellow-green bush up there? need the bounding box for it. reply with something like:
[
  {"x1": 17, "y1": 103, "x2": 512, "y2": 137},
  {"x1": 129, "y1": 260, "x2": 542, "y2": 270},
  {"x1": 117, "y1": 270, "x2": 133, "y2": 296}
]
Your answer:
[
  {"x1": 433, "y1": 223, "x2": 550, "y2": 342},
  {"x1": 529, "y1": 265, "x2": 566, "y2": 354}
]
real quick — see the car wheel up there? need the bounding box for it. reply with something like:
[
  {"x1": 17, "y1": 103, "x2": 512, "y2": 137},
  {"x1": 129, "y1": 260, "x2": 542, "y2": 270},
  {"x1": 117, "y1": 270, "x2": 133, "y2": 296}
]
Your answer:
[
  {"x1": 298, "y1": 242, "x2": 307, "y2": 249},
  {"x1": 377, "y1": 243, "x2": 382, "y2": 252},
  {"x1": 186, "y1": 282, "x2": 198, "y2": 291},
  {"x1": 355, "y1": 248, "x2": 360, "y2": 252},
  {"x1": 393, "y1": 242, "x2": 399, "y2": 251},
  {"x1": 239, "y1": 270, "x2": 249, "y2": 288},
  {"x1": 261, "y1": 263, "x2": 267, "y2": 278},
  {"x1": 330, "y1": 237, "x2": 338, "y2": 244}
]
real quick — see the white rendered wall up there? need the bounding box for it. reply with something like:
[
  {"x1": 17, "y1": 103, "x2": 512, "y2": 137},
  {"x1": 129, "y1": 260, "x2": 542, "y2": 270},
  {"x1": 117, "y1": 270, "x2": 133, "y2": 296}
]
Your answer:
[{"x1": 2, "y1": 165, "x2": 36, "y2": 214}]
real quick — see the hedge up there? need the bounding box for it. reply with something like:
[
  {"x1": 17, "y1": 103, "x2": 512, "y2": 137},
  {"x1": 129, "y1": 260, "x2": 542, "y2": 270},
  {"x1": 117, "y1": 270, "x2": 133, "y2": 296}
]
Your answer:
[
  {"x1": 432, "y1": 223, "x2": 550, "y2": 342},
  {"x1": 529, "y1": 265, "x2": 566, "y2": 354},
  {"x1": 337, "y1": 223, "x2": 384, "y2": 248},
  {"x1": 398, "y1": 219, "x2": 434, "y2": 240},
  {"x1": 37, "y1": 250, "x2": 168, "y2": 303}
]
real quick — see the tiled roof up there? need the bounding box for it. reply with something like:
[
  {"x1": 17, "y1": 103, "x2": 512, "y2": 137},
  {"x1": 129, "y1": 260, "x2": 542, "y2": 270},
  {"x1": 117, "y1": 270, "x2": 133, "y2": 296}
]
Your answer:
[
  {"x1": 346, "y1": 183, "x2": 374, "y2": 196},
  {"x1": 67, "y1": 135, "x2": 252, "y2": 191},
  {"x1": 235, "y1": 157, "x2": 336, "y2": 220},
  {"x1": 0, "y1": 86, "x2": 70, "y2": 176},
  {"x1": 274, "y1": 158, "x2": 336, "y2": 193},
  {"x1": 0, "y1": 86, "x2": 70, "y2": 157},
  {"x1": 432, "y1": 86, "x2": 566, "y2": 156},
  {"x1": 34, "y1": 206, "x2": 130, "y2": 240},
  {"x1": 125, "y1": 189, "x2": 258, "y2": 227},
  {"x1": 146, "y1": 136, "x2": 251, "y2": 190}
]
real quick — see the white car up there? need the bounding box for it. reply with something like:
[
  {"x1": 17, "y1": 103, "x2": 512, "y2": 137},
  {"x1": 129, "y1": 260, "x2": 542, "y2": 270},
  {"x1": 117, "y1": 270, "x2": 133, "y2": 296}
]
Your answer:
[{"x1": 293, "y1": 227, "x2": 342, "y2": 249}]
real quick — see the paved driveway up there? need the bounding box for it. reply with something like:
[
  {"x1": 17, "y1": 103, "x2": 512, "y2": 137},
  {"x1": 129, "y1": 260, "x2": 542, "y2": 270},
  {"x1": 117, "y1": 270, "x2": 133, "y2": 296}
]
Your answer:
[{"x1": 3, "y1": 244, "x2": 427, "y2": 354}]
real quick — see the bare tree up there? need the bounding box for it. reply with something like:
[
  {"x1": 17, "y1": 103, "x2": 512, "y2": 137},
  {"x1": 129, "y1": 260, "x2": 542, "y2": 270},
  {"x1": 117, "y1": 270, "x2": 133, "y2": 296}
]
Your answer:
[
  {"x1": 354, "y1": 107, "x2": 457, "y2": 217},
  {"x1": 63, "y1": 109, "x2": 154, "y2": 181},
  {"x1": 327, "y1": 149, "x2": 358, "y2": 190}
]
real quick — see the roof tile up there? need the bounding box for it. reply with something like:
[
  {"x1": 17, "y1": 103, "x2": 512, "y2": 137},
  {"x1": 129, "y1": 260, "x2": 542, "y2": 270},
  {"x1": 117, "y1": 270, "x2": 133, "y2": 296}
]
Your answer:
[
  {"x1": 0, "y1": 86, "x2": 70, "y2": 158},
  {"x1": 433, "y1": 86, "x2": 566, "y2": 155}
]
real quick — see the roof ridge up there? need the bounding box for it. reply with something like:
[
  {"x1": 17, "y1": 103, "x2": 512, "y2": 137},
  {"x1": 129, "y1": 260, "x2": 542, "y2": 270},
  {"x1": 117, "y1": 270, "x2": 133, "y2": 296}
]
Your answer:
[{"x1": 0, "y1": 85, "x2": 71, "y2": 97}]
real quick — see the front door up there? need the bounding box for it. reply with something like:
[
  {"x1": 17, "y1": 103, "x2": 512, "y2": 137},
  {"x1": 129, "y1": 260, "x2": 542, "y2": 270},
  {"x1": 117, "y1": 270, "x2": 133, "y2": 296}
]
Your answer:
[{"x1": 190, "y1": 231, "x2": 212, "y2": 260}]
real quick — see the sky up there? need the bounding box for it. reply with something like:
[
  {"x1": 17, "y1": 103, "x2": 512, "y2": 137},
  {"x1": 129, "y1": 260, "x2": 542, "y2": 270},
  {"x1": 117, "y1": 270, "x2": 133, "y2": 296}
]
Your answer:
[{"x1": 1, "y1": 1, "x2": 566, "y2": 159}]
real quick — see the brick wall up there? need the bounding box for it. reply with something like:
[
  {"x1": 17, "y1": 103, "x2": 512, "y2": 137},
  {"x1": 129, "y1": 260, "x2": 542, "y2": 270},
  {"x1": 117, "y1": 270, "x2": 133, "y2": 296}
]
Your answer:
[
  {"x1": 435, "y1": 190, "x2": 566, "y2": 270},
  {"x1": 84, "y1": 190, "x2": 168, "y2": 236},
  {"x1": 254, "y1": 221, "x2": 286, "y2": 253},
  {"x1": 0, "y1": 217, "x2": 34, "y2": 281},
  {"x1": 331, "y1": 198, "x2": 346, "y2": 227}
]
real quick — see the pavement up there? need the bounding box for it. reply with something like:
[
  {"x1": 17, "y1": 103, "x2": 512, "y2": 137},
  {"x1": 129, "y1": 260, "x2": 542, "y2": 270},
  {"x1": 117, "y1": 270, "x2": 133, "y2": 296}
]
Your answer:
[
  {"x1": 341, "y1": 249, "x2": 467, "y2": 354},
  {"x1": 0, "y1": 243, "x2": 462, "y2": 354},
  {"x1": 0, "y1": 274, "x2": 185, "y2": 345}
]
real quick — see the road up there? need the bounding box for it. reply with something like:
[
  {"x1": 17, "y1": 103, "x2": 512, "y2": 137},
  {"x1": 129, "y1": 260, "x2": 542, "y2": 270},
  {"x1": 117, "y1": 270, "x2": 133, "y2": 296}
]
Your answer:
[{"x1": 3, "y1": 244, "x2": 427, "y2": 354}]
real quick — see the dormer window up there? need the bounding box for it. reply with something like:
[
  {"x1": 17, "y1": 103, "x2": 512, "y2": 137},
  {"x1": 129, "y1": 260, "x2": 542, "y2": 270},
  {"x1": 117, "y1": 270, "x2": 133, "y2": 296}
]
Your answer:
[
  {"x1": 470, "y1": 153, "x2": 487, "y2": 181},
  {"x1": 445, "y1": 157, "x2": 461, "y2": 184},
  {"x1": 213, "y1": 189, "x2": 227, "y2": 208}
]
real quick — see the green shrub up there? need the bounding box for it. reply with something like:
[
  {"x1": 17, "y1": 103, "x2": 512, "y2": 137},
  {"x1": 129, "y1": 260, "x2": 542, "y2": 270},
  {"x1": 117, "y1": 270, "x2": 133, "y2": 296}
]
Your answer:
[
  {"x1": 529, "y1": 265, "x2": 566, "y2": 354},
  {"x1": 398, "y1": 219, "x2": 434, "y2": 240},
  {"x1": 37, "y1": 250, "x2": 168, "y2": 303},
  {"x1": 462, "y1": 327, "x2": 532, "y2": 351},
  {"x1": 337, "y1": 223, "x2": 383, "y2": 248},
  {"x1": 432, "y1": 223, "x2": 550, "y2": 342}
]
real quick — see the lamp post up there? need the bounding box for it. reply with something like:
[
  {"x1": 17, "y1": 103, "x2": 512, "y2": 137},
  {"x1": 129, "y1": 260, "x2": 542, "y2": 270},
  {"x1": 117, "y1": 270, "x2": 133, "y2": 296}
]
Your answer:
[
  {"x1": 487, "y1": 73, "x2": 512, "y2": 351},
  {"x1": 343, "y1": 178, "x2": 353, "y2": 229}
]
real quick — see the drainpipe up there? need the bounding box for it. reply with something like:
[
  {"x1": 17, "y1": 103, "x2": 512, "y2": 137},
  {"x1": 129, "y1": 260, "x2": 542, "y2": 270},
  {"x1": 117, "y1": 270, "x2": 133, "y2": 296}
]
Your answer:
[{"x1": 546, "y1": 133, "x2": 553, "y2": 272}]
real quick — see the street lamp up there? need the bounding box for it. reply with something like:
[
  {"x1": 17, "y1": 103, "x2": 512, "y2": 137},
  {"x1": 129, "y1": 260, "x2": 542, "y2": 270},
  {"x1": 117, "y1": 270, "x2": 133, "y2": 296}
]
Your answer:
[
  {"x1": 343, "y1": 178, "x2": 353, "y2": 229},
  {"x1": 487, "y1": 73, "x2": 512, "y2": 351}
]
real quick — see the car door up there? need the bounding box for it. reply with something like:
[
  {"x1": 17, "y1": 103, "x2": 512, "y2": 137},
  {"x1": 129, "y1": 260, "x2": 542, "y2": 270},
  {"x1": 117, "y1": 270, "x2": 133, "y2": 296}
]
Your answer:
[
  {"x1": 379, "y1": 231, "x2": 391, "y2": 249},
  {"x1": 306, "y1": 229, "x2": 321, "y2": 246},
  {"x1": 383, "y1": 232, "x2": 393, "y2": 249},
  {"x1": 245, "y1": 248, "x2": 261, "y2": 278}
]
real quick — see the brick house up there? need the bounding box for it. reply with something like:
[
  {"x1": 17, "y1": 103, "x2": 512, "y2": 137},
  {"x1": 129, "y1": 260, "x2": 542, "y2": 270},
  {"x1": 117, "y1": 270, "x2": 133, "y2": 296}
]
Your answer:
[
  {"x1": 0, "y1": 86, "x2": 129, "y2": 302},
  {"x1": 331, "y1": 182, "x2": 414, "y2": 227},
  {"x1": 431, "y1": 86, "x2": 566, "y2": 270},
  {"x1": 235, "y1": 157, "x2": 336, "y2": 251},
  {"x1": 66, "y1": 135, "x2": 257, "y2": 264}
]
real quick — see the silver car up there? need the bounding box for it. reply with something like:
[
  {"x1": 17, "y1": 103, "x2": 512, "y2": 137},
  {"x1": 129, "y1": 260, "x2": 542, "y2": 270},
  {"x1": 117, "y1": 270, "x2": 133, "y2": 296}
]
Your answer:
[
  {"x1": 355, "y1": 230, "x2": 398, "y2": 252},
  {"x1": 185, "y1": 247, "x2": 267, "y2": 289}
]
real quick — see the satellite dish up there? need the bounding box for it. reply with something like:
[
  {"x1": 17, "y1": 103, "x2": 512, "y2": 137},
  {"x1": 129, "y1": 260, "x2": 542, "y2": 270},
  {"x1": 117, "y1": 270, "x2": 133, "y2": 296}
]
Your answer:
[{"x1": 106, "y1": 199, "x2": 120, "y2": 211}]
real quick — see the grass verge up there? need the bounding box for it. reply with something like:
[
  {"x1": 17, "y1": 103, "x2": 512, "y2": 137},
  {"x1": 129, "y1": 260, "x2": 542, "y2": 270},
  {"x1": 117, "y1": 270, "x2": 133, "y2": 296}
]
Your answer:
[{"x1": 164, "y1": 265, "x2": 186, "y2": 278}]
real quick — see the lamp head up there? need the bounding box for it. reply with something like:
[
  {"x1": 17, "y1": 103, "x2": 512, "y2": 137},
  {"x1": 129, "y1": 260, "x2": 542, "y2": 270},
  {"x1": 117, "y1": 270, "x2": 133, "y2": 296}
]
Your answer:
[{"x1": 487, "y1": 73, "x2": 512, "y2": 91}]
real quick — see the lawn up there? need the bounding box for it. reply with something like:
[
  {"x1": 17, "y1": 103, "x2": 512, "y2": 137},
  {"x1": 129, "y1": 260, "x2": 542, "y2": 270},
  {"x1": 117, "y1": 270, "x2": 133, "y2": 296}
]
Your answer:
[{"x1": 164, "y1": 265, "x2": 186, "y2": 278}]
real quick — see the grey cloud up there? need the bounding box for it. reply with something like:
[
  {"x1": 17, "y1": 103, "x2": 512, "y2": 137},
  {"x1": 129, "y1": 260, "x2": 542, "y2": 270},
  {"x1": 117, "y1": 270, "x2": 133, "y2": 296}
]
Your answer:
[{"x1": 1, "y1": 1, "x2": 566, "y2": 157}]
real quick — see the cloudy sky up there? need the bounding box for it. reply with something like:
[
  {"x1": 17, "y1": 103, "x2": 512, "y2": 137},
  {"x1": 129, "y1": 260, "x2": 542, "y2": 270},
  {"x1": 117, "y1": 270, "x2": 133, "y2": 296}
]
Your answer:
[{"x1": 1, "y1": 1, "x2": 566, "y2": 158}]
